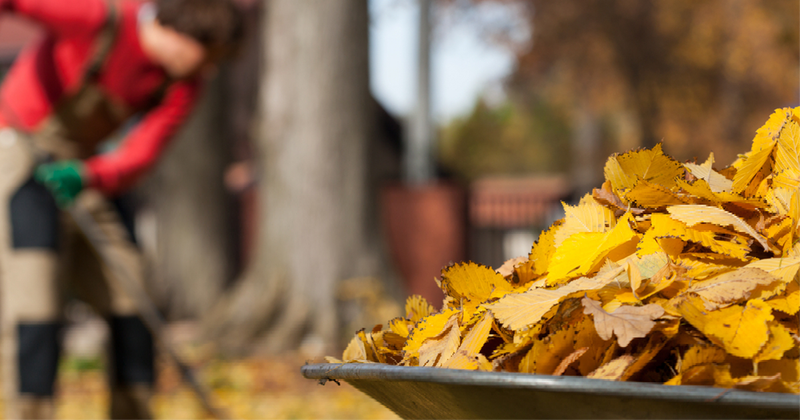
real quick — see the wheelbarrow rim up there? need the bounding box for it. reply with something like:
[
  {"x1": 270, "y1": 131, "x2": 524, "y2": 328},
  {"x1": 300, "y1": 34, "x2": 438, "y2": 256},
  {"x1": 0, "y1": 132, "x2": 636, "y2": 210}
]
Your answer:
[{"x1": 302, "y1": 362, "x2": 799, "y2": 410}]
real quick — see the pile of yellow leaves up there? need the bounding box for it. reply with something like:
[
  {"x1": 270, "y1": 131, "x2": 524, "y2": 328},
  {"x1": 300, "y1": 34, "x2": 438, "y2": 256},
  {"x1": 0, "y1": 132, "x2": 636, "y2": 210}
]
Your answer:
[{"x1": 331, "y1": 108, "x2": 800, "y2": 394}]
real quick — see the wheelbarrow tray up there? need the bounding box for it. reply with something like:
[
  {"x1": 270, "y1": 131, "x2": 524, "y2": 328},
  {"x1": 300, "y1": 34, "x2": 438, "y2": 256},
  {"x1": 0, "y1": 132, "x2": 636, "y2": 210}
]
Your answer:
[{"x1": 301, "y1": 363, "x2": 799, "y2": 419}]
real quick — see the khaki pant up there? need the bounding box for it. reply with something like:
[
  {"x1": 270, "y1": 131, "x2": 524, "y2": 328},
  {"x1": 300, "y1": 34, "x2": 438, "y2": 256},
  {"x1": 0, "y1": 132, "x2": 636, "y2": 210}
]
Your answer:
[{"x1": 0, "y1": 128, "x2": 154, "y2": 419}]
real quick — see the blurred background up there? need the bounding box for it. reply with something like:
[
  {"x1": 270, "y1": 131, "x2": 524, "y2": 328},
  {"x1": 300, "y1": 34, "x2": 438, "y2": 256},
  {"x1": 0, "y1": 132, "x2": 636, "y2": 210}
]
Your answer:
[{"x1": 0, "y1": 0, "x2": 798, "y2": 417}]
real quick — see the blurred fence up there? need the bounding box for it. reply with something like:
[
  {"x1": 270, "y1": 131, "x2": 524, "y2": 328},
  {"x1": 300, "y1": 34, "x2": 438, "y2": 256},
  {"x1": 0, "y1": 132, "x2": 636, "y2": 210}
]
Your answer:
[{"x1": 468, "y1": 175, "x2": 569, "y2": 268}]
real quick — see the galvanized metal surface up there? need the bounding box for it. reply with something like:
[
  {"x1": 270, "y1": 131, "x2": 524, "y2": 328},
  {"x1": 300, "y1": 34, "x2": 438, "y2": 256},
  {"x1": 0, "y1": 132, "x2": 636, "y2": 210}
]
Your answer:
[{"x1": 302, "y1": 363, "x2": 800, "y2": 419}]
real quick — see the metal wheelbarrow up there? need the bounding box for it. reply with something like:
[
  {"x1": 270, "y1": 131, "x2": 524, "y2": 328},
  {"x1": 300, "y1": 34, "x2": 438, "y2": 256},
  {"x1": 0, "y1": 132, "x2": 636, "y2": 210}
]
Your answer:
[{"x1": 302, "y1": 363, "x2": 800, "y2": 419}]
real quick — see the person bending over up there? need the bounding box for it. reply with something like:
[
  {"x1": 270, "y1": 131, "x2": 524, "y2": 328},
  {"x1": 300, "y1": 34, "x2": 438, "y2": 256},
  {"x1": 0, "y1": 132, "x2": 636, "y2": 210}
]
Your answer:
[{"x1": 0, "y1": 0, "x2": 243, "y2": 418}]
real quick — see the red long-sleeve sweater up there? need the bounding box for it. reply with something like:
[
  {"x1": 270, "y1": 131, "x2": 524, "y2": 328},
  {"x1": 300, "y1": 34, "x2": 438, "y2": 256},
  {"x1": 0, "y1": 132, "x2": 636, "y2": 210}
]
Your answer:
[{"x1": 0, "y1": 0, "x2": 202, "y2": 195}]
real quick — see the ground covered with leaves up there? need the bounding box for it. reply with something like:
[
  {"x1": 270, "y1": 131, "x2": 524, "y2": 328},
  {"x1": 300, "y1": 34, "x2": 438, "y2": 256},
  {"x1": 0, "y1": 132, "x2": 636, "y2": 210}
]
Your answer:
[
  {"x1": 0, "y1": 352, "x2": 396, "y2": 419},
  {"x1": 332, "y1": 108, "x2": 800, "y2": 394}
]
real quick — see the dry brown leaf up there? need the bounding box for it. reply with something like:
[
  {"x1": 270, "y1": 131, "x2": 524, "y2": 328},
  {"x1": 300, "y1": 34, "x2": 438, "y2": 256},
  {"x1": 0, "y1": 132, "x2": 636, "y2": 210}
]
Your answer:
[
  {"x1": 496, "y1": 256, "x2": 528, "y2": 279},
  {"x1": 553, "y1": 347, "x2": 589, "y2": 376},
  {"x1": 582, "y1": 296, "x2": 665, "y2": 347},
  {"x1": 687, "y1": 267, "x2": 781, "y2": 311}
]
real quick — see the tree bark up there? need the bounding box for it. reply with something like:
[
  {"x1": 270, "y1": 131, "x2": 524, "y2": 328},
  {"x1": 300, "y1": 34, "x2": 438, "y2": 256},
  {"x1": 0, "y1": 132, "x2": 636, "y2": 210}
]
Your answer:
[
  {"x1": 138, "y1": 75, "x2": 235, "y2": 320},
  {"x1": 203, "y1": 0, "x2": 374, "y2": 355}
]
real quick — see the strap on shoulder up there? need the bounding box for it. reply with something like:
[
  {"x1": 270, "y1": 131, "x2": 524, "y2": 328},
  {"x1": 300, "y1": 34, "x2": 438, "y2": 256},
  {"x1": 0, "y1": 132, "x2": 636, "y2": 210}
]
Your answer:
[{"x1": 83, "y1": 0, "x2": 120, "y2": 83}]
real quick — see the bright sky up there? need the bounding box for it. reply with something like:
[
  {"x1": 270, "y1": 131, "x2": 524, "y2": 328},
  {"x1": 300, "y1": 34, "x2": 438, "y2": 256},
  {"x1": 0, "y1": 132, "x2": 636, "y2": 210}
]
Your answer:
[{"x1": 369, "y1": 0, "x2": 522, "y2": 124}]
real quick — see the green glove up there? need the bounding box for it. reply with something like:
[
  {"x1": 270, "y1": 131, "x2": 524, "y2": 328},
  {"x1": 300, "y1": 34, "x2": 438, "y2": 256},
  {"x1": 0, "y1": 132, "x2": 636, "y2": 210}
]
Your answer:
[{"x1": 34, "y1": 160, "x2": 86, "y2": 208}]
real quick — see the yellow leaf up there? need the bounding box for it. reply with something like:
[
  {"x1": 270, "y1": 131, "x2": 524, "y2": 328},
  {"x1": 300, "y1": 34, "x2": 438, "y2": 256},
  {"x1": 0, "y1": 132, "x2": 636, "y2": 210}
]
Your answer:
[
  {"x1": 666, "y1": 363, "x2": 734, "y2": 388},
  {"x1": 581, "y1": 296, "x2": 665, "y2": 347},
  {"x1": 529, "y1": 222, "x2": 560, "y2": 276},
  {"x1": 554, "y1": 195, "x2": 617, "y2": 247},
  {"x1": 520, "y1": 315, "x2": 592, "y2": 375},
  {"x1": 763, "y1": 217, "x2": 794, "y2": 252},
  {"x1": 759, "y1": 358, "x2": 800, "y2": 384},
  {"x1": 593, "y1": 180, "x2": 636, "y2": 213},
  {"x1": 418, "y1": 316, "x2": 461, "y2": 367},
  {"x1": 603, "y1": 156, "x2": 630, "y2": 195},
  {"x1": 643, "y1": 213, "x2": 750, "y2": 259},
  {"x1": 732, "y1": 374, "x2": 784, "y2": 392},
  {"x1": 454, "y1": 311, "x2": 494, "y2": 357},
  {"x1": 636, "y1": 233, "x2": 685, "y2": 258},
  {"x1": 626, "y1": 252, "x2": 671, "y2": 279},
  {"x1": 765, "y1": 189, "x2": 789, "y2": 219},
  {"x1": 512, "y1": 259, "x2": 539, "y2": 285},
  {"x1": 604, "y1": 144, "x2": 684, "y2": 194},
  {"x1": 772, "y1": 168, "x2": 800, "y2": 192},
  {"x1": 574, "y1": 323, "x2": 614, "y2": 376},
  {"x1": 403, "y1": 308, "x2": 458, "y2": 360},
  {"x1": 382, "y1": 331, "x2": 407, "y2": 352},
  {"x1": 405, "y1": 295, "x2": 435, "y2": 323},
  {"x1": 625, "y1": 179, "x2": 688, "y2": 208},
  {"x1": 733, "y1": 108, "x2": 791, "y2": 193},
  {"x1": 488, "y1": 288, "x2": 570, "y2": 332},
  {"x1": 623, "y1": 331, "x2": 673, "y2": 380},
  {"x1": 765, "y1": 283, "x2": 799, "y2": 315},
  {"x1": 744, "y1": 256, "x2": 800, "y2": 284},
  {"x1": 676, "y1": 178, "x2": 767, "y2": 208},
  {"x1": 587, "y1": 354, "x2": 637, "y2": 381},
  {"x1": 754, "y1": 320, "x2": 795, "y2": 364},
  {"x1": 687, "y1": 267, "x2": 782, "y2": 311},
  {"x1": 440, "y1": 262, "x2": 513, "y2": 304},
  {"x1": 487, "y1": 265, "x2": 626, "y2": 330},
  {"x1": 548, "y1": 213, "x2": 640, "y2": 283},
  {"x1": 443, "y1": 352, "x2": 492, "y2": 371},
  {"x1": 735, "y1": 147, "x2": 775, "y2": 195},
  {"x1": 342, "y1": 333, "x2": 368, "y2": 362},
  {"x1": 667, "y1": 205, "x2": 773, "y2": 253},
  {"x1": 627, "y1": 261, "x2": 643, "y2": 300},
  {"x1": 677, "y1": 177, "x2": 721, "y2": 202},
  {"x1": 388, "y1": 317, "x2": 412, "y2": 338},
  {"x1": 679, "y1": 257, "x2": 740, "y2": 281},
  {"x1": 676, "y1": 296, "x2": 773, "y2": 358},
  {"x1": 684, "y1": 153, "x2": 733, "y2": 193},
  {"x1": 775, "y1": 113, "x2": 800, "y2": 175},
  {"x1": 679, "y1": 345, "x2": 726, "y2": 373}
]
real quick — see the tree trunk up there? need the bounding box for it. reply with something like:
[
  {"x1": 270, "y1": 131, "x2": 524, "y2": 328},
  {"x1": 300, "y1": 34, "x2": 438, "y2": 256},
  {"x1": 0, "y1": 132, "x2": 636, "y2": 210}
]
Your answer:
[
  {"x1": 138, "y1": 75, "x2": 235, "y2": 319},
  {"x1": 203, "y1": 0, "x2": 374, "y2": 355}
]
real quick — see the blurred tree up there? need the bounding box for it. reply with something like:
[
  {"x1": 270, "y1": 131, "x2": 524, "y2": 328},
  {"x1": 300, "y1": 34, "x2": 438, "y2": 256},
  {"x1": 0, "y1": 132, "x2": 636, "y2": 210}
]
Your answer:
[
  {"x1": 511, "y1": 0, "x2": 799, "y2": 164},
  {"x1": 441, "y1": 0, "x2": 798, "y2": 186},
  {"x1": 139, "y1": 75, "x2": 237, "y2": 320},
  {"x1": 439, "y1": 98, "x2": 571, "y2": 181},
  {"x1": 203, "y1": 0, "x2": 376, "y2": 354}
]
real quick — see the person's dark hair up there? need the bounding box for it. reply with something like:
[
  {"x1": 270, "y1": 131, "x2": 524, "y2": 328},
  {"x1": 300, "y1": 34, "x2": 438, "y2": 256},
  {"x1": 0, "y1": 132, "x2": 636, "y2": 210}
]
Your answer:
[{"x1": 155, "y1": 0, "x2": 245, "y2": 56}]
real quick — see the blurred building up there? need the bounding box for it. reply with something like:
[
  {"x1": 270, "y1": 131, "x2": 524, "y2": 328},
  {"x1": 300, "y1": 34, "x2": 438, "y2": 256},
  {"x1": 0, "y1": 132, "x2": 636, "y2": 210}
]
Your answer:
[{"x1": 468, "y1": 176, "x2": 568, "y2": 268}]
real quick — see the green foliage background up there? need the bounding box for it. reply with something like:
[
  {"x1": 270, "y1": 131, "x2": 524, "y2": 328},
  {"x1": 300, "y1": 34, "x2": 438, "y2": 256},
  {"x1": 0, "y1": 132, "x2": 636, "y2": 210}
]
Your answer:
[{"x1": 439, "y1": 99, "x2": 571, "y2": 181}]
